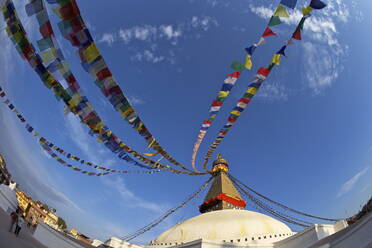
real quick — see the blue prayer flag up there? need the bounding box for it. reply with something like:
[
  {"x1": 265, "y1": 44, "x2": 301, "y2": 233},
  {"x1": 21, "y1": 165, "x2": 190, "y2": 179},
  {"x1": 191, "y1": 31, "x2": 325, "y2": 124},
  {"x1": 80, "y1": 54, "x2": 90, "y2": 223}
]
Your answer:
[
  {"x1": 310, "y1": 0, "x2": 327, "y2": 9},
  {"x1": 280, "y1": 0, "x2": 297, "y2": 9}
]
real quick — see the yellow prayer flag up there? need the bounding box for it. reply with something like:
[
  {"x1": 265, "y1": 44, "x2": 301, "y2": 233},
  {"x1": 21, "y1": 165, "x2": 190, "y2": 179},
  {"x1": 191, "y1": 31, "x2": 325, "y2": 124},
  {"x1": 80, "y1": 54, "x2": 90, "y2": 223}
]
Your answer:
[
  {"x1": 230, "y1": 110, "x2": 241, "y2": 116},
  {"x1": 272, "y1": 54, "x2": 281, "y2": 65},
  {"x1": 302, "y1": 6, "x2": 313, "y2": 15},
  {"x1": 143, "y1": 151, "x2": 160, "y2": 157},
  {"x1": 274, "y1": 5, "x2": 289, "y2": 18},
  {"x1": 218, "y1": 91, "x2": 228, "y2": 98},
  {"x1": 33, "y1": 132, "x2": 39, "y2": 137},
  {"x1": 41, "y1": 48, "x2": 59, "y2": 64},
  {"x1": 12, "y1": 32, "x2": 23, "y2": 43},
  {"x1": 247, "y1": 87, "x2": 257, "y2": 95},
  {"x1": 82, "y1": 43, "x2": 100, "y2": 63},
  {"x1": 245, "y1": 55, "x2": 252, "y2": 70}
]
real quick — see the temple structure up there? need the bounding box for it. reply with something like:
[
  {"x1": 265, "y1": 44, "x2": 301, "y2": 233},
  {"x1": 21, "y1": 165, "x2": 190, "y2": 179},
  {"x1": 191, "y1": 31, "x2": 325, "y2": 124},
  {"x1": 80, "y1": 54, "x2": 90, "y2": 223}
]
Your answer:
[{"x1": 145, "y1": 155, "x2": 372, "y2": 248}]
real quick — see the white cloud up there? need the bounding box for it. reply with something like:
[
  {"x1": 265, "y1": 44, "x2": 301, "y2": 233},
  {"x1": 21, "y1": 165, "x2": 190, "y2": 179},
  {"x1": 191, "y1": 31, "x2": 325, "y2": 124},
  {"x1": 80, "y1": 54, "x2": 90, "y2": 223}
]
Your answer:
[
  {"x1": 338, "y1": 167, "x2": 369, "y2": 197},
  {"x1": 302, "y1": 42, "x2": 341, "y2": 95},
  {"x1": 131, "y1": 50, "x2": 165, "y2": 64},
  {"x1": 190, "y1": 16, "x2": 219, "y2": 31},
  {"x1": 257, "y1": 82, "x2": 289, "y2": 101},
  {"x1": 101, "y1": 176, "x2": 167, "y2": 214},
  {"x1": 107, "y1": 15, "x2": 218, "y2": 64},
  {"x1": 248, "y1": 1, "x2": 354, "y2": 95},
  {"x1": 99, "y1": 33, "x2": 115, "y2": 46},
  {"x1": 127, "y1": 95, "x2": 146, "y2": 106},
  {"x1": 160, "y1": 25, "x2": 182, "y2": 40}
]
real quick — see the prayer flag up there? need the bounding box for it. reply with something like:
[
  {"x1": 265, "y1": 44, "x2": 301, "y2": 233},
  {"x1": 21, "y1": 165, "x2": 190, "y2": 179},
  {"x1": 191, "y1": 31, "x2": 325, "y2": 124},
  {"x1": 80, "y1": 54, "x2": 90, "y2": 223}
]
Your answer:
[
  {"x1": 302, "y1": 6, "x2": 313, "y2": 15},
  {"x1": 277, "y1": 45, "x2": 287, "y2": 56},
  {"x1": 262, "y1": 27, "x2": 277, "y2": 37},
  {"x1": 80, "y1": 43, "x2": 100, "y2": 63},
  {"x1": 310, "y1": 0, "x2": 327, "y2": 9},
  {"x1": 245, "y1": 55, "x2": 252, "y2": 70},
  {"x1": 37, "y1": 37, "x2": 54, "y2": 51},
  {"x1": 245, "y1": 45, "x2": 256, "y2": 56},
  {"x1": 280, "y1": 0, "x2": 297, "y2": 9},
  {"x1": 274, "y1": 5, "x2": 290, "y2": 18},
  {"x1": 230, "y1": 61, "x2": 244, "y2": 71},
  {"x1": 256, "y1": 37, "x2": 265, "y2": 46},
  {"x1": 268, "y1": 16, "x2": 282, "y2": 27},
  {"x1": 257, "y1": 67, "x2": 270, "y2": 78},
  {"x1": 271, "y1": 54, "x2": 281, "y2": 65},
  {"x1": 25, "y1": 0, "x2": 43, "y2": 16},
  {"x1": 292, "y1": 28, "x2": 301, "y2": 40}
]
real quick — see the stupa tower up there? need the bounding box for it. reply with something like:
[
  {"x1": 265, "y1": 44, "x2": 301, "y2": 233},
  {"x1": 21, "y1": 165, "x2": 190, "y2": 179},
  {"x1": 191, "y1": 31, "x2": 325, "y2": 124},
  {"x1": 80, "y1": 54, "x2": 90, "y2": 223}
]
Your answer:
[{"x1": 199, "y1": 154, "x2": 246, "y2": 213}]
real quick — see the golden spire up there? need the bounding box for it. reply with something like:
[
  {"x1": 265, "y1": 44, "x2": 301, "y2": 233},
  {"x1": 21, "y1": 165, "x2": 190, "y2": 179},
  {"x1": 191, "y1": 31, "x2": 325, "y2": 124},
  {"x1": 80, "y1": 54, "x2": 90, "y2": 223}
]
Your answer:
[{"x1": 199, "y1": 155, "x2": 246, "y2": 213}]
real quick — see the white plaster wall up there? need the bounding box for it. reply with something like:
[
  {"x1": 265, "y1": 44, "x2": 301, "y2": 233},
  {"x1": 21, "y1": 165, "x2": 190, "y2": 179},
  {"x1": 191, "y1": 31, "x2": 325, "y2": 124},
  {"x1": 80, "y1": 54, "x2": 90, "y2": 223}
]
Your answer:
[
  {"x1": 0, "y1": 184, "x2": 17, "y2": 213},
  {"x1": 33, "y1": 222, "x2": 86, "y2": 248},
  {"x1": 274, "y1": 226, "x2": 321, "y2": 248},
  {"x1": 105, "y1": 237, "x2": 143, "y2": 248}
]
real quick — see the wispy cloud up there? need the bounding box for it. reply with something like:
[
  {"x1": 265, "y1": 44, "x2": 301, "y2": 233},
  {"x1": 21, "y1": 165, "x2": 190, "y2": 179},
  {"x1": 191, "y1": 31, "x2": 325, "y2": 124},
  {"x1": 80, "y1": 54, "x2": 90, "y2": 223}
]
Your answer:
[
  {"x1": 248, "y1": 1, "x2": 358, "y2": 95},
  {"x1": 128, "y1": 95, "x2": 146, "y2": 106},
  {"x1": 98, "y1": 15, "x2": 218, "y2": 64},
  {"x1": 257, "y1": 81, "x2": 289, "y2": 102},
  {"x1": 98, "y1": 33, "x2": 115, "y2": 46},
  {"x1": 101, "y1": 176, "x2": 167, "y2": 214},
  {"x1": 338, "y1": 167, "x2": 369, "y2": 197},
  {"x1": 131, "y1": 50, "x2": 165, "y2": 64}
]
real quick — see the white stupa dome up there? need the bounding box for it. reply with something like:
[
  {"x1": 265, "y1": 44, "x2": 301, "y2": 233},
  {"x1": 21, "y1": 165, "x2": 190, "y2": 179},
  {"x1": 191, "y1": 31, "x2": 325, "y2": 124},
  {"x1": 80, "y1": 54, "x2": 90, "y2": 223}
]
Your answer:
[{"x1": 150, "y1": 209, "x2": 294, "y2": 247}]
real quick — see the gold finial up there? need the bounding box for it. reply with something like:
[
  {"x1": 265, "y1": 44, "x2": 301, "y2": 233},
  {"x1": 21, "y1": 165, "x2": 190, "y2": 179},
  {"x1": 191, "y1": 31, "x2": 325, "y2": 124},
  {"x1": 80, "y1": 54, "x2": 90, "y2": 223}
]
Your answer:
[
  {"x1": 212, "y1": 154, "x2": 229, "y2": 174},
  {"x1": 213, "y1": 153, "x2": 228, "y2": 166}
]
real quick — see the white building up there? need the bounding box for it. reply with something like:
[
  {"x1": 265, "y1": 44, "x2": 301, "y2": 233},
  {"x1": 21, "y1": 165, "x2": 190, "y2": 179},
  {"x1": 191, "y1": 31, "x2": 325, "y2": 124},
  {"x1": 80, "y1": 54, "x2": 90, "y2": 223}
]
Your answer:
[
  {"x1": 0, "y1": 182, "x2": 18, "y2": 213},
  {"x1": 145, "y1": 156, "x2": 372, "y2": 248}
]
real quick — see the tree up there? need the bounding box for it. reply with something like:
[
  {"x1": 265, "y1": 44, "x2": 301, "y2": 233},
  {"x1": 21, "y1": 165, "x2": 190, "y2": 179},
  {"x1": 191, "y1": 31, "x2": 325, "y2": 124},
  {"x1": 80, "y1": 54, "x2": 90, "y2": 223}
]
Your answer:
[{"x1": 57, "y1": 217, "x2": 67, "y2": 230}]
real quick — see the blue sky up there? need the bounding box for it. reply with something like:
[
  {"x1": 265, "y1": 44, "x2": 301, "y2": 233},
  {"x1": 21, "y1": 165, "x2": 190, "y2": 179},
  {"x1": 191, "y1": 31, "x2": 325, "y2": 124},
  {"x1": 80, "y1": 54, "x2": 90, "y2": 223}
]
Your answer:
[{"x1": 0, "y1": 0, "x2": 371, "y2": 243}]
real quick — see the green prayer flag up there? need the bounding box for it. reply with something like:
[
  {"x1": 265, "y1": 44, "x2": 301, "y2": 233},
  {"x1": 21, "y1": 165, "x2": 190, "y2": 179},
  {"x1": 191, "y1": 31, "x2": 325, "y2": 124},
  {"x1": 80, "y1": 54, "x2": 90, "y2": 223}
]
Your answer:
[
  {"x1": 37, "y1": 37, "x2": 54, "y2": 51},
  {"x1": 230, "y1": 61, "x2": 244, "y2": 72},
  {"x1": 298, "y1": 17, "x2": 306, "y2": 30},
  {"x1": 268, "y1": 16, "x2": 282, "y2": 27}
]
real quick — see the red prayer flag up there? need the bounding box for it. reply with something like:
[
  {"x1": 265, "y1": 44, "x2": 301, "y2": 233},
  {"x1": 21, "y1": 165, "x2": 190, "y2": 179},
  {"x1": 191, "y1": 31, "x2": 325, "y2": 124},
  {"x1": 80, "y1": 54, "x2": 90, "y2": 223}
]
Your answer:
[
  {"x1": 292, "y1": 28, "x2": 302, "y2": 40},
  {"x1": 212, "y1": 100, "x2": 223, "y2": 106},
  {"x1": 262, "y1": 27, "x2": 277, "y2": 37},
  {"x1": 96, "y1": 68, "x2": 112, "y2": 81},
  {"x1": 227, "y1": 71, "x2": 241, "y2": 78},
  {"x1": 39, "y1": 21, "x2": 54, "y2": 38},
  {"x1": 228, "y1": 117, "x2": 237, "y2": 123},
  {"x1": 239, "y1": 98, "x2": 250, "y2": 104},
  {"x1": 257, "y1": 67, "x2": 271, "y2": 77}
]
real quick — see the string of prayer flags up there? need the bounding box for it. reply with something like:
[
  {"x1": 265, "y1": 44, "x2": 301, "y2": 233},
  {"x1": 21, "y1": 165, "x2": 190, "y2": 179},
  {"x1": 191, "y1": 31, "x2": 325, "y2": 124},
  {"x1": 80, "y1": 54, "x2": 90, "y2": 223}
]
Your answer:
[
  {"x1": 39, "y1": 138, "x2": 162, "y2": 175},
  {"x1": 191, "y1": 70, "x2": 242, "y2": 171},
  {"x1": 280, "y1": 0, "x2": 298, "y2": 9},
  {"x1": 43, "y1": 0, "x2": 192, "y2": 173},
  {"x1": 191, "y1": 1, "x2": 297, "y2": 171},
  {"x1": 200, "y1": 0, "x2": 327, "y2": 172},
  {"x1": 2, "y1": 0, "x2": 204, "y2": 176},
  {"x1": 40, "y1": 141, "x2": 111, "y2": 176},
  {"x1": 0, "y1": 89, "x2": 162, "y2": 175}
]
